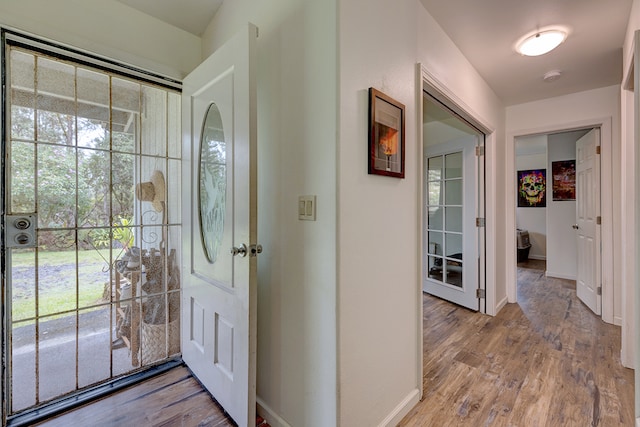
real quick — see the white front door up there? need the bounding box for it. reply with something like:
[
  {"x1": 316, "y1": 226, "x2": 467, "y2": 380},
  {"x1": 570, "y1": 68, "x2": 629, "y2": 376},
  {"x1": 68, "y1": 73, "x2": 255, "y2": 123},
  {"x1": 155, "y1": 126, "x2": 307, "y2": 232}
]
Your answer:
[
  {"x1": 575, "y1": 128, "x2": 601, "y2": 315},
  {"x1": 181, "y1": 24, "x2": 258, "y2": 427},
  {"x1": 423, "y1": 138, "x2": 480, "y2": 310}
]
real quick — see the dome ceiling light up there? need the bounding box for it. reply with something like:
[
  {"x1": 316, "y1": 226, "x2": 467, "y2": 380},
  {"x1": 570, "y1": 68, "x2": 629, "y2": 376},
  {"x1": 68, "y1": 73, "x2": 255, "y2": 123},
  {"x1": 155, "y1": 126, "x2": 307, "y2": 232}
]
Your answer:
[{"x1": 516, "y1": 29, "x2": 567, "y2": 56}]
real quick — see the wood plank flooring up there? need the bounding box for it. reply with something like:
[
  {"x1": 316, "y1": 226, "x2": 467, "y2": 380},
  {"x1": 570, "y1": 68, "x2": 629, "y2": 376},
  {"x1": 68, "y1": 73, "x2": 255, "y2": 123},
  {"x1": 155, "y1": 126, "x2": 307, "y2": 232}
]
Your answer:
[
  {"x1": 399, "y1": 260, "x2": 634, "y2": 426},
  {"x1": 33, "y1": 365, "x2": 235, "y2": 427}
]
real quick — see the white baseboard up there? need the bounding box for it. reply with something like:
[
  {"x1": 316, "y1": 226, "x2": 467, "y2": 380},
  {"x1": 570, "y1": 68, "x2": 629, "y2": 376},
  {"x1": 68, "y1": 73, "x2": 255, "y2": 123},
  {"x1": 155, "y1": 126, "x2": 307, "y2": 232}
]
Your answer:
[
  {"x1": 257, "y1": 397, "x2": 292, "y2": 427},
  {"x1": 377, "y1": 388, "x2": 420, "y2": 427},
  {"x1": 495, "y1": 296, "x2": 508, "y2": 314},
  {"x1": 545, "y1": 271, "x2": 576, "y2": 280},
  {"x1": 528, "y1": 254, "x2": 546, "y2": 260},
  {"x1": 613, "y1": 315, "x2": 622, "y2": 326},
  {"x1": 636, "y1": 416, "x2": 640, "y2": 427}
]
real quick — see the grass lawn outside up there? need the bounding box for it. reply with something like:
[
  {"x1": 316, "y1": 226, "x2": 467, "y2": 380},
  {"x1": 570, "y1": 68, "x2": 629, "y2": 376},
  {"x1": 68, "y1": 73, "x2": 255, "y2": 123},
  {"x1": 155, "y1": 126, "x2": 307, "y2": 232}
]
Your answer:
[{"x1": 10, "y1": 248, "x2": 116, "y2": 324}]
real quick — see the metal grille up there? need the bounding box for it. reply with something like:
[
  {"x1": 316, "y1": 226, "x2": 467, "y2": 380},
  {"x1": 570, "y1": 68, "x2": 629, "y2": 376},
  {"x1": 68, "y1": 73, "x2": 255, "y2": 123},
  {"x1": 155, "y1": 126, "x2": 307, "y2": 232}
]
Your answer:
[{"x1": 5, "y1": 43, "x2": 182, "y2": 415}]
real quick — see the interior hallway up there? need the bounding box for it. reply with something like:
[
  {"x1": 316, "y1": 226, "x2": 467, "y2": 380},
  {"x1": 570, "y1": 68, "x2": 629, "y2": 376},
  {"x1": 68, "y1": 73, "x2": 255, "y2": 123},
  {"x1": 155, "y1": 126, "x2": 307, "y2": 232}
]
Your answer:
[{"x1": 399, "y1": 260, "x2": 634, "y2": 426}]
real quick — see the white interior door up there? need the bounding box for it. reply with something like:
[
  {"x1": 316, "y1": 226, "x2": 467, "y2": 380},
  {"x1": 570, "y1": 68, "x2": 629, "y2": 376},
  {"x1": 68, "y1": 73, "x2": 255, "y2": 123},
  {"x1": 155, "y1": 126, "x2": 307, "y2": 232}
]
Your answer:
[
  {"x1": 575, "y1": 128, "x2": 601, "y2": 315},
  {"x1": 423, "y1": 138, "x2": 479, "y2": 310},
  {"x1": 181, "y1": 24, "x2": 257, "y2": 427}
]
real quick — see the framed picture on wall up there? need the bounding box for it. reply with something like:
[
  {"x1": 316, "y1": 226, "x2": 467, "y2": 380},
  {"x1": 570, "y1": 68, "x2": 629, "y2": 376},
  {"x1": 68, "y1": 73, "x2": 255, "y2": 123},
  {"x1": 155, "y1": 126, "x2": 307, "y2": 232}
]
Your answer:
[
  {"x1": 368, "y1": 87, "x2": 405, "y2": 178},
  {"x1": 517, "y1": 169, "x2": 546, "y2": 207},
  {"x1": 551, "y1": 160, "x2": 576, "y2": 201}
]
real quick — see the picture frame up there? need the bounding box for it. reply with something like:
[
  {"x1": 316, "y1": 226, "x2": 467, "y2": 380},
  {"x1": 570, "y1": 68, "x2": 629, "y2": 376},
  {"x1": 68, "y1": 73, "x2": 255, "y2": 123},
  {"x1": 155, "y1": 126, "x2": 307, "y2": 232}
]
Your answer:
[
  {"x1": 517, "y1": 169, "x2": 546, "y2": 207},
  {"x1": 551, "y1": 160, "x2": 576, "y2": 201},
  {"x1": 368, "y1": 87, "x2": 405, "y2": 178}
]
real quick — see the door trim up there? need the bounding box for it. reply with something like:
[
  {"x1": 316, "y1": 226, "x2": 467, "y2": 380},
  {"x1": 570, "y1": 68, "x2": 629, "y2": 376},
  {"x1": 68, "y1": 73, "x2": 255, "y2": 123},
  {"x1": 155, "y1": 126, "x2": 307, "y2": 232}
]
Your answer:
[{"x1": 505, "y1": 117, "x2": 613, "y2": 324}]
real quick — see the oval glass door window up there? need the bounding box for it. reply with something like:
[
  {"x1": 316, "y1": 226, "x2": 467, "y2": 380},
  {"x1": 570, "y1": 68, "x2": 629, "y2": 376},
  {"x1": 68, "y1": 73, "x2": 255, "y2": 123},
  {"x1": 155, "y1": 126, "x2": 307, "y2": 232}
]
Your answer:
[{"x1": 199, "y1": 103, "x2": 226, "y2": 263}]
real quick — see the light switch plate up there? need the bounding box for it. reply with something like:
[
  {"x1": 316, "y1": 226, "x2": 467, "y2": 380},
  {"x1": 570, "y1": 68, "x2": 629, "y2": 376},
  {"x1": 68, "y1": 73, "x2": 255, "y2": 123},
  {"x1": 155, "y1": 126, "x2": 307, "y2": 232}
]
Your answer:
[{"x1": 298, "y1": 195, "x2": 316, "y2": 221}]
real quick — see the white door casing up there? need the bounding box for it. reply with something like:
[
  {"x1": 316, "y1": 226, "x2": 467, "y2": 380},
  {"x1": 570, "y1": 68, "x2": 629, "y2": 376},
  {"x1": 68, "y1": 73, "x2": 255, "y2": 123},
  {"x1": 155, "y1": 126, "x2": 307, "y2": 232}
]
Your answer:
[
  {"x1": 423, "y1": 138, "x2": 479, "y2": 310},
  {"x1": 181, "y1": 24, "x2": 257, "y2": 427},
  {"x1": 575, "y1": 128, "x2": 601, "y2": 315}
]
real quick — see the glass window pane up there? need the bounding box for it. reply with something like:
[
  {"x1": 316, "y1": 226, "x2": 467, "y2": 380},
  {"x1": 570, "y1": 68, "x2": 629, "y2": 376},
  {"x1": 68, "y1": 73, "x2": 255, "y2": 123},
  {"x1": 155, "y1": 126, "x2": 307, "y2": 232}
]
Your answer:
[
  {"x1": 427, "y1": 156, "x2": 443, "y2": 181},
  {"x1": 78, "y1": 307, "x2": 111, "y2": 388},
  {"x1": 167, "y1": 92, "x2": 181, "y2": 158},
  {"x1": 427, "y1": 207, "x2": 443, "y2": 231},
  {"x1": 12, "y1": 248, "x2": 36, "y2": 322},
  {"x1": 427, "y1": 256, "x2": 443, "y2": 282},
  {"x1": 77, "y1": 68, "x2": 110, "y2": 149},
  {"x1": 445, "y1": 207, "x2": 462, "y2": 232},
  {"x1": 78, "y1": 243, "x2": 110, "y2": 310},
  {"x1": 11, "y1": 141, "x2": 36, "y2": 213},
  {"x1": 428, "y1": 182, "x2": 442, "y2": 206},
  {"x1": 112, "y1": 153, "x2": 135, "y2": 219},
  {"x1": 141, "y1": 86, "x2": 167, "y2": 157},
  {"x1": 12, "y1": 322, "x2": 36, "y2": 412},
  {"x1": 37, "y1": 144, "x2": 76, "y2": 228},
  {"x1": 427, "y1": 231, "x2": 443, "y2": 255},
  {"x1": 11, "y1": 51, "x2": 35, "y2": 141},
  {"x1": 38, "y1": 230, "x2": 77, "y2": 317},
  {"x1": 112, "y1": 78, "x2": 140, "y2": 153},
  {"x1": 78, "y1": 147, "x2": 111, "y2": 228},
  {"x1": 445, "y1": 233, "x2": 463, "y2": 258},
  {"x1": 445, "y1": 151, "x2": 462, "y2": 179},
  {"x1": 445, "y1": 259, "x2": 463, "y2": 288},
  {"x1": 445, "y1": 179, "x2": 462, "y2": 205}
]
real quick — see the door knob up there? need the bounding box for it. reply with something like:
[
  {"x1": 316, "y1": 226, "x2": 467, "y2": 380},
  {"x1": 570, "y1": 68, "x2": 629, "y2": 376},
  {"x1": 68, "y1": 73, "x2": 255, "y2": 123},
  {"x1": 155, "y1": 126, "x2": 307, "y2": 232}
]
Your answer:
[
  {"x1": 230, "y1": 244, "x2": 247, "y2": 257},
  {"x1": 572, "y1": 224, "x2": 579, "y2": 230}
]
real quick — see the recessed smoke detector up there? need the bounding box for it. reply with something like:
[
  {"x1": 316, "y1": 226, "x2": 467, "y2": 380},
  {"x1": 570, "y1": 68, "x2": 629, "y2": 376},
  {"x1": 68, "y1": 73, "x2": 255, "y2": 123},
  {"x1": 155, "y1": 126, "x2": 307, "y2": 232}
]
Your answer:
[{"x1": 543, "y1": 70, "x2": 562, "y2": 82}]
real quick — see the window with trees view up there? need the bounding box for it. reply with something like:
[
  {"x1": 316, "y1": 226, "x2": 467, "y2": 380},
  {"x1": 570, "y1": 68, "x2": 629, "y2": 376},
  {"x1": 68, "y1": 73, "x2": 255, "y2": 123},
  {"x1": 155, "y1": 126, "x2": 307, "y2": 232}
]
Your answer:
[{"x1": 5, "y1": 40, "x2": 182, "y2": 415}]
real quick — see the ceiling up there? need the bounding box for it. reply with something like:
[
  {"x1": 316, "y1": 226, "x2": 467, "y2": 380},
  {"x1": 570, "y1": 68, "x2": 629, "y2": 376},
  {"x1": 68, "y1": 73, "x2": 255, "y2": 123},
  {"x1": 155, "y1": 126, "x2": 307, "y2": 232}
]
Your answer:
[
  {"x1": 420, "y1": 0, "x2": 633, "y2": 106},
  {"x1": 116, "y1": 0, "x2": 633, "y2": 106}
]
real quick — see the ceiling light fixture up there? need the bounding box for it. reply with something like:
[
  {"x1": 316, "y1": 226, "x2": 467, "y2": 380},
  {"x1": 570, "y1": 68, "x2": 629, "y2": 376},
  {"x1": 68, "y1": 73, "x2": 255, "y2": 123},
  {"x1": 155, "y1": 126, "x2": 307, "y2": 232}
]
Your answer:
[{"x1": 516, "y1": 29, "x2": 567, "y2": 56}]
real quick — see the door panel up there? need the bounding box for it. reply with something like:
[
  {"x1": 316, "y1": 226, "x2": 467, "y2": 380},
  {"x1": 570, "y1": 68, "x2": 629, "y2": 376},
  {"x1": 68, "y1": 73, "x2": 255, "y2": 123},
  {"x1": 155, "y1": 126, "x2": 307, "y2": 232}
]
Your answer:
[
  {"x1": 181, "y1": 24, "x2": 257, "y2": 427},
  {"x1": 575, "y1": 128, "x2": 601, "y2": 314}
]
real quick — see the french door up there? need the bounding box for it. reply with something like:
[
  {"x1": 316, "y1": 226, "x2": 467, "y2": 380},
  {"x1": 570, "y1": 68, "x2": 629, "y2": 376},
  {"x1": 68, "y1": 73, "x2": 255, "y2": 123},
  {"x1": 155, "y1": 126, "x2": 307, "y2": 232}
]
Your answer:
[
  {"x1": 422, "y1": 93, "x2": 485, "y2": 311},
  {"x1": 2, "y1": 31, "x2": 182, "y2": 418}
]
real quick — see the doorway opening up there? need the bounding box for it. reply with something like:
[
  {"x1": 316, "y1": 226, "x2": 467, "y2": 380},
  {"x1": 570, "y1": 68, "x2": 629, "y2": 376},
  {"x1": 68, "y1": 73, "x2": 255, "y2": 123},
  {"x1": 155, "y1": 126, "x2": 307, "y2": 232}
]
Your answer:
[
  {"x1": 2, "y1": 30, "x2": 183, "y2": 421},
  {"x1": 513, "y1": 127, "x2": 602, "y2": 315},
  {"x1": 422, "y1": 92, "x2": 486, "y2": 312}
]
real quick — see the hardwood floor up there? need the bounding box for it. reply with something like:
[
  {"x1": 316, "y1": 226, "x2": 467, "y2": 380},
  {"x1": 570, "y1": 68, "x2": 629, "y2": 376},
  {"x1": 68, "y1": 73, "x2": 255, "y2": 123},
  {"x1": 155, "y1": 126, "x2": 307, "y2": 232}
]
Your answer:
[
  {"x1": 399, "y1": 260, "x2": 635, "y2": 426},
  {"x1": 33, "y1": 365, "x2": 235, "y2": 427}
]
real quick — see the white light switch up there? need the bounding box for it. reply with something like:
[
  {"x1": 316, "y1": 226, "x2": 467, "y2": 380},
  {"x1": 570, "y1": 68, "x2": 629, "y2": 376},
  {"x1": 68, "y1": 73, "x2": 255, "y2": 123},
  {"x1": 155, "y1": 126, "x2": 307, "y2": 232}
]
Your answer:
[{"x1": 298, "y1": 195, "x2": 316, "y2": 221}]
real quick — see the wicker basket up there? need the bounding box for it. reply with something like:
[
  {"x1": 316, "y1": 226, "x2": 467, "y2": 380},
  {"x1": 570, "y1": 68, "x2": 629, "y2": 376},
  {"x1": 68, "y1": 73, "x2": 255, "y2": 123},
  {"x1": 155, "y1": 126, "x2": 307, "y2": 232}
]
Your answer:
[{"x1": 140, "y1": 319, "x2": 180, "y2": 364}]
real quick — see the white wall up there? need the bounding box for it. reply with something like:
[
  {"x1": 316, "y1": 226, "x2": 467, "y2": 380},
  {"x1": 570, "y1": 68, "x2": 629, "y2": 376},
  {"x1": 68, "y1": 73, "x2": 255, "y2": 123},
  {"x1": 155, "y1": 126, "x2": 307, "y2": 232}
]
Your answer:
[
  {"x1": 0, "y1": 0, "x2": 201, "y2": 80},
  {"x1": 546, "y1": 130, "x2": 587, "y2": 280},
  {"x1": 202, "y1": 1, "x2": 338, "y2": 426},
  {"x1": 338, "y1": 0, "x2": 505, "y2": 425},
  {"x1": 515, "y1": 135, "x2": 547, "y2": 260}
]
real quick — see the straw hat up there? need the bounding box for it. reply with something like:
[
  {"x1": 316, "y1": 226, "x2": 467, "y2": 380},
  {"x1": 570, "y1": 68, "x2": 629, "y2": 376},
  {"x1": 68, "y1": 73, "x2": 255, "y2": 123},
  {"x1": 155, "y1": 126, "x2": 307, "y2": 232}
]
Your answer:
[{"x1": 136, "y1": 170, "x2": 166, "y2": 212}]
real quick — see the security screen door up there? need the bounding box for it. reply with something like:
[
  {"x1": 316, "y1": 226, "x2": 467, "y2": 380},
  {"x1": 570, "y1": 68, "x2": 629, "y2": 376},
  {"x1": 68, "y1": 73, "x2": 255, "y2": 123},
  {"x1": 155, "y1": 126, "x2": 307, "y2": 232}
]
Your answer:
[
  {"x1": 3, "y1": 31, "x2": 182, "y2": 418},
  {"x1": 423, "y1": 93, "x2": 484, "y2": 311}
]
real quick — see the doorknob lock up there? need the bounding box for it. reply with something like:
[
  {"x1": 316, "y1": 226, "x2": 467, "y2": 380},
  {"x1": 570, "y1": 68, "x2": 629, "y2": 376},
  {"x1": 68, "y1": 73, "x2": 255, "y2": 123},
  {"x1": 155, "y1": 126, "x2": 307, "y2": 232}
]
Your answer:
[
  {"x1": 230, "y1": 244, "x2": 248, "y2": 257},
  {"x1": 572, "y1": 224, "x2": 579, "y2": 230}
]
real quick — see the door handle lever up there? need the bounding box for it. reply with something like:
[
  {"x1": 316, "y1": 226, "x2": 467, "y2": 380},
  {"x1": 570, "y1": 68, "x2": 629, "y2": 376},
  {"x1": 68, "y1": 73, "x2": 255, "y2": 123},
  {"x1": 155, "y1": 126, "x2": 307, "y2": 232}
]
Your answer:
[{"x1": 230, "y1": 244, "x2": 247, "y2": 257}]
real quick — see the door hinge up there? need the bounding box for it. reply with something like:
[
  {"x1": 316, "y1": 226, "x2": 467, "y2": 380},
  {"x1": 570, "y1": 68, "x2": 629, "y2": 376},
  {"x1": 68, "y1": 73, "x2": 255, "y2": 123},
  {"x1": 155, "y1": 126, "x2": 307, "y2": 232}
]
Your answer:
[
  {"x1": 596, "y1": 146, "x2": 601, "y2": 155},
  {"x1": 476, "y1": 288, "x2": 485, "y2": 299},
  {"x1": 475, "y1": 146, "x2": 485, "y2": 156},
  {"x1": 596, "y1": 216, "x2": 601, "y2": 225},
  {"x1": 476, "y1": 217, "x2": 485, "y2": 227},
  {"x1": 597, "y1": 286, "x2": 602, "y2": 296}
]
